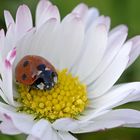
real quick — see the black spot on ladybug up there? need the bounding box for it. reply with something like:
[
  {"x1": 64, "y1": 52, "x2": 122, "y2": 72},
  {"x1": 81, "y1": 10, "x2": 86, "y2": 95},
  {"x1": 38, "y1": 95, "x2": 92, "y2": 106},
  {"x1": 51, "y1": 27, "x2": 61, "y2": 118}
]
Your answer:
[
  {"x1": 22, "y1": 74, "x2": 27, "y2": 80},
  {"x1": 37, "y1": 64, "x2": 46, "y2": 71},
  {"x1": 23, "y1": 61, "x2": 29, "y2": 67}
]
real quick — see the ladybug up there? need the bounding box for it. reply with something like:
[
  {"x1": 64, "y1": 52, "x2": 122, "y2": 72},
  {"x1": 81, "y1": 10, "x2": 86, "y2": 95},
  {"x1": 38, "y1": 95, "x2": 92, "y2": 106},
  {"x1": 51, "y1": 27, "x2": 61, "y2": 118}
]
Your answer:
[{"x1": 15, "y1": 55, "x2": 58, "y2": 90}]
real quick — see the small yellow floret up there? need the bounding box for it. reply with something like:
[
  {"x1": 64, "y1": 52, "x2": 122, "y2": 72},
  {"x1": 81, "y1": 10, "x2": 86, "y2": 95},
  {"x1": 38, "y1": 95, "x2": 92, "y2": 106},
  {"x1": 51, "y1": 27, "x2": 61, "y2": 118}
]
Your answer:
[{"x1": 16, "y1": 69, "x2": 88, "y2": 122}]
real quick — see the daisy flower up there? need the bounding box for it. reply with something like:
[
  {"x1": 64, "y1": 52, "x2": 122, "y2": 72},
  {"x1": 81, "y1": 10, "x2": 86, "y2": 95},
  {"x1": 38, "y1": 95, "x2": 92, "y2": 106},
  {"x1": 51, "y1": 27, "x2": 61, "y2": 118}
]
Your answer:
[{"x1": 0, "y1": 0, "x2": 140, "y2": 140}]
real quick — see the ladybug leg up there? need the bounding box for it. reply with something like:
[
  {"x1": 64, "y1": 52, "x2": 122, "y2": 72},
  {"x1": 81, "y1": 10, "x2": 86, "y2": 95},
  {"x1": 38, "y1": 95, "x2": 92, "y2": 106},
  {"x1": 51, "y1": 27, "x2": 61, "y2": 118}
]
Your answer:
[
  {"x1": 31, "y1": 83, "x2": 40, "y2": 90},
  {"x1": 28, "y1": 84, "x2": 40, "y2": 92},
  {"x1": 28, "y1": 87, "x2": 32, "y2": 93},
  {"x1": 32, "y1": 78, "x2": 45, "y2": 90}
]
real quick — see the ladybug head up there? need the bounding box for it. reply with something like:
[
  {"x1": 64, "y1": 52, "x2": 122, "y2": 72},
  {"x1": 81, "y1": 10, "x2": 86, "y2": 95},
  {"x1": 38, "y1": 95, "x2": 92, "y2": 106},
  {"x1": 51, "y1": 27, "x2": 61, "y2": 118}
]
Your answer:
[{"x1": 33, "y1": 64, "x2": 58, "y2": 90}]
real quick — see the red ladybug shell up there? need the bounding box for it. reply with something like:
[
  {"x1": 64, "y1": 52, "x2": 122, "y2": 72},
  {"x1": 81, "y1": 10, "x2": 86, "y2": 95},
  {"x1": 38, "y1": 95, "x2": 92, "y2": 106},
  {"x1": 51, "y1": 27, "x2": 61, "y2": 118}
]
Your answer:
[{"x1": 15, "y1": 55, "x2": 56, "y2": 85}]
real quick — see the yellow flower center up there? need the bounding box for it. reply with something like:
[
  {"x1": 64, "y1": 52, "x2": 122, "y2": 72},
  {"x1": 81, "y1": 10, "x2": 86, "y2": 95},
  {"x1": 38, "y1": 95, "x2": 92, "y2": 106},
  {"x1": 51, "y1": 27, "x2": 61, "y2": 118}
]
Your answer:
[{"x1": 16, "y1": 69, "x2": 88, "y2": 122}]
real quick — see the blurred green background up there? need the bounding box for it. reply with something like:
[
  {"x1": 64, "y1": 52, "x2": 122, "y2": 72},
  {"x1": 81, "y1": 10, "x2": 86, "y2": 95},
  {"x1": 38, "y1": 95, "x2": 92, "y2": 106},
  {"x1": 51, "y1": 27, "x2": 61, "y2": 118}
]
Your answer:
[{"x1": 0, "y1": 0, "x2": 140, "y2": 140}]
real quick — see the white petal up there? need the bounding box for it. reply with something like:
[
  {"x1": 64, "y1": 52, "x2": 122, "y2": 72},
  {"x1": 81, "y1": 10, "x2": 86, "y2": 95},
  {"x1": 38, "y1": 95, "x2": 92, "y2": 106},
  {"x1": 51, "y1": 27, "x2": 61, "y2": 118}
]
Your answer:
[
  {"x1": 79, "y1": 108, "x2": 110, "y2": 122},
  {"x1": 53, "y1": 118, "x2": 93, "y2": 135},
  {"x1": 28, "y1": 119, "x2": 61, "y2": 140},
  {"x1": 30, "y1": 119, "x2": 52, "y2": 139},
  {"x1": 72, "y1": 3, "x2": 88, "y2": 19},
  {"x1": 4, "y1": 10, "x2": 14, "y2": 28},
  {"x1": 84, "y1": 8, "x2": 99, "y2": 30},
  {"x1": 0, "y1": 89, "x2": 9, "y2": 104},
  {"x1": 53, "y1": 110, "x2": 109, "y2": 131},
  {"x1": 88, "y1": 41, "x2": 132, "y2": 98},
  {"x1": 4, "y1": 23, "x2": 16, "y2": 59},
  {"x1": 96, "y1": 109, "x2": 140, "y2": 127},
  {"x1": 52, "y1": 14, "x2": 84, "y2": 70},
  {"x1": 127, "y1": 36, "x2": 140, "y2": 67},
  {"x1": 89, "y1": 82, "x2": 140, "y2": 113},
  {"x1": 125, "y1": 123, "x2": 140, "y2": 128},
  {"x1": 87, "y1": 16, "x2": 110, "y2": 32},
  {"x1": 26, "y1": 135, "x2": 39, "y2": 140},
  {"x1": 11, "y1": 113, "x2": 35, "y2": 134},
  {"x1": 27, "y1": 133, "x2": 61, "y2": 140},
  {"x1": 15, "y1": 4, "x2": 33, "y2": 40},
  {"x1": 109, "y1": 24, "x2": 128, "y2": 36},
  {"x1": 84, "y1": 25, "x2": 127, "y2": 85},
  {"x1": 72, "y1": 109, "x2": 140, "y2": 133},
  {"x1": 36, "y1": 0, "x2": 60, "y2": 28},
  {"x1": 72, "y1": 120, "x2": 122, "y2": 133},
  {"x1": 110, "y1": 82, "x2": 140, "y2": 107},
  {"x1": 53, "y1": 118, "x2": 79, "y2": 131},
  {"x1": 58, "y1": 131, "x2": 77, "y2": 140},
  {"x1": 0, "y1": 28, "x2": 5, "y2": 44},
  {"x1": 13, "y1": 28, "x2": 35, "y2": 70},
  {"x1": 73, "y1": 24, "x2": 107, "y2": 81},
  {"x1": 29, "y1": 19, "x2": 59, "y2": 67},
  {"x1": 0, "y1": 29, "x2": 7, "y2": 60},
  {"x1": 0, "y1": 29, "x2": 5, "y2": 62},
  {"x1": 41, "y1": 125, "x2": 61, "y2": 140},
  {"x1": 52, "y1": 130, "x2": 62, "y2": 140}
]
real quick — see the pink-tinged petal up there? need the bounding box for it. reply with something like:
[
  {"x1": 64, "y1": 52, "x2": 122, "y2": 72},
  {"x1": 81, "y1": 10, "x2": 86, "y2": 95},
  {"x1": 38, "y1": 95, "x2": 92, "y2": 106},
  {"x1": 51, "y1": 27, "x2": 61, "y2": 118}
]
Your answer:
[
  {"x1": 4, "y1": 59, "x2": 11, "y2": 69},
  {"x1": 127, "y1": 36, "x2": 140, "y2": 67},
  {"x1": 16, "y1": 4, "x2": 33, "y2": 40},
  {"x1": 88, "y1": 41, "x2": 132, "y2": 98},
  {"x1": 0, "y1": 113, "x2": 21, "y2": 135},
  {"x1": 84, "y1": 25, "x2": 128, "y2": 85},
  {"x1": 36, "y1": 0, "x2": 60, "y2": 28},
  {"x1": 0, "y1": 103, "x2": 21, "y2": 135},
  {"x1": 0, "y1": 102, "x2": 35, "y2": 134},
  {"x1": 4, "y1": 10, "x2": 14, "y2": 28},
  {"x1": 6, "y1": 47, "x2": 16, "y2": 63},
  {"x1": 72, "y1": 3, "x2": 88, "y2": 19},
  {"x1": 4, "y1": 48, "x2": 16, "y2": 68},
  {"x1": 2, "y1": 48, "x2": 16, "y2": 106},
  {"x1": 71, "y1": 109, "x2": 140, "y2": 133}
]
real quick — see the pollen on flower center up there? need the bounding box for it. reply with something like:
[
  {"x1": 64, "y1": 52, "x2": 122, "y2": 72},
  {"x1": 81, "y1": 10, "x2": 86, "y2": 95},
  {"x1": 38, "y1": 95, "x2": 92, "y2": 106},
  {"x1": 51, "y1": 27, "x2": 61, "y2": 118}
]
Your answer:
[{"x1": 16, "y1": 69, "x2": 88, "y2": 122}]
